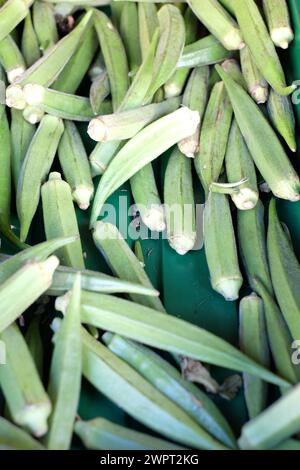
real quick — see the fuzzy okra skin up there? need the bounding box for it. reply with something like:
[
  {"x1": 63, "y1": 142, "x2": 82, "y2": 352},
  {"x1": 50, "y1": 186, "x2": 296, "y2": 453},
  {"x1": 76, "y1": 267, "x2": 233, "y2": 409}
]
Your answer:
[
  {"x1": 234, "y1": 0, "x2": 295, "y2": 96},
  {"x1": 177, "y1": 35, "x2": 232, "y2": 69},
  {"x1": 55, "y1": 290, "x2": 289, "y2": 389},
  {"x1": 90, "y1": 107, "x2": 200, "y2": 228},
  {"x1": 120, "y1": 1, "x2": 142, "y2": 75},
  {"x1": 187, "y1": 0, "x2": 244, "y2": 51},
  {"x1": 104, "y1": 334, "x2": 237, "y2": 449},
  {"x1": 0, "y1": 323, "x2": 52, "y2": 437},
  {"x1": 75, "y1": 417, "x2": 184, "y2": 450},
  {"x1": 80, "y1": 329, "x2": 227, "y2": 450},
  {"x1": 17, "y1": 115, "x2": 64, "y2": 242},
  {"x1": 204, "y1": 191, "x2": 242, "y2": 301},
  {"x1": 267, "y1": 89, "x2": 296, "y2": 152},
  {"x1": 194, "y1": 81, "x2": 232, "y2": 194},
  {"x1": 21, "y1": 11, "x2": 41, "y2": 67},
  {"x1": 32, "y1": 0, "x2": 58, "y2": 53},
  {"x1": 0, "y1": 418, "x2": 45, "y2": 450},
  {"x1": 239, "y1": 383, "x2": 300, "y2": 450},
  {"x1": 239, "y1": 294, "x2": 270, "y2": 420},
  {"x1": 0, "y1": 0, "x2": 33, "y2": 43},
  {"x1": 58, "y1": 121, "x2": 94, "y2": 210},
  {"x1": 267, "y1": 199, "x2": 300, "y2": 342},
  {"x1": 92, "y1": 221, "x2": 165, "y2": 311},
  {"x1": 263, "y1": 0, "x2": 294, "y2": 49},
  {"x1": 240, "y1": 46, "x2": 268, "y2": 104},
  {"x1": 164, "y1": 148, "x2": 196, "y2": 255},
  {"x1": 0, "y1": 35, "x2": 25, "y2": 83},
  {"x1": 215, "y1": 65, "x2": 300, "y2": 201},
  {"x1": 41, "y1": 172, "x2": 85, "y2": 269}
]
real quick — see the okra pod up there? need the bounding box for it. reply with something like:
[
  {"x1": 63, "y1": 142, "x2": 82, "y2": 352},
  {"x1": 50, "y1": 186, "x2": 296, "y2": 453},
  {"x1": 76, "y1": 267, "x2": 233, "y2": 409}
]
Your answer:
[
  {"x1": 0, "y1": 0, "x2": 33, "y2": 43},
  {"x1": 21, "y1": 11, "x2": 41, "y2": 67},
  {"x1": 17, "y1": 115, "x2": 64, "y2": 242},
  {"x1": 194, "y1": 81, "x2": 232, "y2": 194},
  {"x1": 56, "y1": 290, "x2": 289, "y2": 388},
  {"x1": 221, "y1": 58, "x2": 246, "y2": 89},
  {"x1": 46, "y1": 275, "x2": 82, "y2": 450},
  {"x1": 177, "y1": 35, "x2": 232, "y2": 68},
  {"x1": 234, "y1": 0, "x2": 295, "y2": 95},
  {"x1": 89, "y1": 72, "x2": 110, "y2": 115},
  {"x1": 88, "y1": 97, "x2": 180, "y2": 142},
  {"x1": 32, "y1": 1, "x2": 58, "y2": 53},
  {"x1": 239, "y1": 294, "x2": 270, "y2": 419},
  {"x1": 215, "y1": 65, "x2": 300, "y2": 201},
  {"x1": 187, "y1": 0, "x2": 244, "y2": 51},
  {"x1": 93, "y1": 221, "x2": 164, "y2": 311},
  {"x1": 25, "y1": 317, "x2": 43, "y2": 378},
  {"x1": 164, "y1": 148, "x2": 196, "y2": 255},
  {"x1": 75, "y1": 417, "x2": 184, "y2": 450},
  {"x1": 274, "y1": 440, "x2": 300, "y2": 451},
  {"x1": 0, "y1": 35, "x2": 25, "y2": 83},
  {"x1": 11, "y1": 110, "x2": 35, "y2": 181},
  {"x1": 138, "y1": 2, "x2": 158, "y2": 60},
  {"x1": 41, "y1": 172, "x2": 85, "y2": 269},
  {"x1": 218, "y1": 0, "x2": 235, "y2": 15},
  {"x1": 120, "y1": 2, "x2": 142, "y2": 75},
  {"x1": 239, "y1": 383, "x2": 300, "y2": 450},
  {"x1": 204, "y1": 191, "x2": 242, "y2": 301},
  {"x1": 267, "y1": 89, "x2": 296, "y2": 152},
  {"x1": 267, "y1": 198, "x2": 300, "y2": 341},
  {"x1": 240, "y1": 45, "x2": 268, "y2": 104},
  {"x1": 89, "y1": 140, "x2": 123, "y2": 177},
  {"x1": 22, "y1": 104, "x2": 45, "y2": 124},
  {"x1": 237, "y1": 200, "x2": 273, "y2": 294},
  {"x1": 178, "y1": 66, "x2": 209, "y2": 158},
  {"x1": 0, "y1": 417, "x2": 45, "y2": 450},
  {"x1": 104, "y1": 334, "x2": 237, "y2": 448},
  {"x1": 94, "y1": 9, "x2": 129, "y2": 110},
  {"x1": 263, "y1": 0, "x2": 294, "y2": 49},
  {"x1": 90, "y1": 107, "x2": 200, "y2": 227},
  {"x1": 58, "y1": 121, "x2": 94, "y2": 210},
  {"x1": 0, "y1": 323, "x2": 52, "y2": 436}
]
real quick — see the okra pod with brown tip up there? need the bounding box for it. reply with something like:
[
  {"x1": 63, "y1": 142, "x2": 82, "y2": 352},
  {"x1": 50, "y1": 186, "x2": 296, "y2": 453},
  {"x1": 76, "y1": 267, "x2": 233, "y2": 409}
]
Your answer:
[{"x1": 240, "y1": 45, "x2": 268, "y2": 104}]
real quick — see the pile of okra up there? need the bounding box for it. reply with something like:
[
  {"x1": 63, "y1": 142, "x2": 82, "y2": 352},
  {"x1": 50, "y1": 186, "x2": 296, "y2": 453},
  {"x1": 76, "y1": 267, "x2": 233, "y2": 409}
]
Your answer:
[{"x1": 0, "y1": 0, "x2": 300, "y2": 452}]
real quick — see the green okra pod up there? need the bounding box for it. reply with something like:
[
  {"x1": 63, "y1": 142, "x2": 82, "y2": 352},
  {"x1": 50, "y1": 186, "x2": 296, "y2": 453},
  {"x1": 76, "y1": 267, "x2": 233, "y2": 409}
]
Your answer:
[
  {"x1": 32, "y1": 0, "x2": 58, "y2": 53},
  {"x1": 58, "y1": 121, "x2": 94, "y2": 210},
  {"x1": 90, "y1": 107, "x2": 200, "y2": 227},
  {"x1": 204, "y1": 191, "x2": 242, "y2": 301},
  {"x1": 239, "y1": 294, "x2": 270, "y2": 419},
  {"x1": 221, "y1": 58, "x2": 246, "y2": 88},
  {"x1": 89, "y1": 140, "x2": 123, "y2": 177},
  {"x1": 103, "y1": 333, "x2": 237, "y2": 448},
  {"x1": 89, "y1": 71, "x2": 110, "y2": 115},
  {"x1": 0, "y1": 34, "x2": 25, "y2": 83},
  {"x1": 218, "y1": 0, "x2": 235, "y2": 15},
  {"x1": 274, "y1": 440, "x2": 300, "y2": 451},
  {"x1": 263, "y1": 0, "x2": 294, "y2": 49},
  {"x1": 120, "y1": 2, "x2": 142, "y2": 75},
  {"x1": 177, "y1": 35, "x2": 232, "y2": 68},
  {"x1": 215, "y1": 65, "x2": 300, "y2": 201},
  {"x1": 267, "y1": 198, "x2": 300, "y2": 342},
  {"x1": 240, "y1": 45, "x2": 268, "y2": 104},
  {"x1": 267, "y1": 89, "x2": 296, "y2": 152},
  {"x1": 194, "y1": 81, "x2": 232, "y2": 194},
  {"x1": 0, "y1": 0, "x2": 33, "y2": 43},
  {"x1": 21, "y1": 11, "x2": 41, "y2": 67},
  {"x1": 25, "y1": 317, "x2": 44, "y2": 378},
  {"x1": 187, "y1": 0, "x2": 244, "y2": 51},
  {"x1": 0, "y1": 417, "x2": 45, "y2": 450},
  {"x1": 94, "y1": 9, "x2": 129, "y2": 111},
  {"x1": 10, "y1": 108, "x2": 35, "y2": 188},
  {"x1": 92, "y1": 221, "x2": 164, "y2": 311},
  {"x1": 0, "y1": 323, "x2": 52, "y2": 437},
  {"x1": 239, "y1": 383, "x2": 300, "y2": 450},
  {"x1": 237, "y1": 200, "x2": 273, "y2": 294},
  {"x1": 234, "y1": 0, "x2": 295, "y2": 95},
  {"x1": 55, "y1": 290, "x2": 289, "y2": 388},
  {"x1": 42, "y1": 172, "x2": 85, "y2": 269},
  {"x1": 138, "y1": 1, "x2": 158, "y2": 60},
  {"x1": 22, "y1": 104, "x2": 45, "y2": 124},
  {"x1": 178, "y1": 66, "x2": 209, "y2": 158},
  {"x1": 164, "y1": 148, "x2": 196, "y2": 255},
  {"x1": 75, "y1": 417, "x2": 184, "y2": 450},
  {"x1": 17, "y1": 115, "x2": 64, "y2": 242}
]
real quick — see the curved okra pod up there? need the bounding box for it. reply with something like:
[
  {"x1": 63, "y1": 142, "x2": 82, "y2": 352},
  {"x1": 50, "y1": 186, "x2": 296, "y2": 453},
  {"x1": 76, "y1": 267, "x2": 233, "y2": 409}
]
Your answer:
[
  {"x1": 120, "y1": 1, "x2": 142, "y2": 75},
  {"x1": 75, "y1": 417, "x2": 184, "y2": 450},
  {"x1": 103, "y1": 333, "x2": 237, "y2": 448},
  {"x1": 32, "y1": 0, "x2": 58, "y2": 53},
  {"x1": 240, "y1": 45, "x2": 268, "y2": 104},
  {"x1": 92, "y1": 221, "x2": 165, "y2": 311},
  {"x1": 0, "y1": 0, "x2": 33, "y2": 43},
  {"x1": 215, "y1": 65, "x2": 300, "y2": 201},
  {"x1": 239, "y1": 294, "x2": 270, "y2": 419},
  {"x1": 194, "y1": 81, "x2": 232, "y2": 194},
  {"x1": 237, "y1": 200, "x2": 273, "y2": 295},
  {"x1": 164, "y1": 148, "x2": 196, "y2": 255},
  {"x1": 17, "y1": 115, "x2": 64, "y2": 242},
  {"x1": 0, "y1": 323, "x2": 52, "y2": 436},
  {"x1": 10, "y1": 108, "x2": 35, "y2": 188},
  {"x1": 21, "y1": 11, "x2": 41, "y2": 67},
  {"x1": 89, "y1": 72, "x2": 110, "y2": 115},
  {"x1": 234, "y1": 0, "x2": 295, "y2": 96},
  {"x1": 80, "y1": 329, "x2": 227, "y2": 450},
  {"x1": 187, "y1": 0, "x2": 244, "y2": 51},
  {"x1": 55, "y1": 290, "x2": 290, "y2": 388},
  {"x1": 138, "y1": 2, "x2": 158, "y2": 60},
  {"x1": 263, "y1": 0, "x2": 294, "y2": 49},
  {"x1": 267, "y1": 89, "x2": 296, "y2": 152},
  {"x1": 204, "y1": 191, "x2": 242, "y2": 301},
  {"x1": 177, "y1": 35, "x2": 232, "y2": 69},
  {"x1": 88, "y1": 97, "x2": 180, "y2": 142},
  {"x1": 0, "y1": 417, "x2": 45, "y2": 450},
  {"x1": 94, "y1": 9, "x2": 129, "y2": 111},
  {"x1": 58, "y1": 121, "x2": 94, "y2": 210},
  {"x1": 46, "y1": 274, "x2": 82, "y2": 450},
  {"x1": 267, "y1": 199, "x2": 300, "y2": 341},
  {"x1": 90, "y1": 107, "x2": 200, "y2": 227},
  {"x1": 0, "y1": 35, "x2": 25, "y2": 83},
  {"x1": 178, "y1": 66, "x2": 209, "y2": 158}
]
